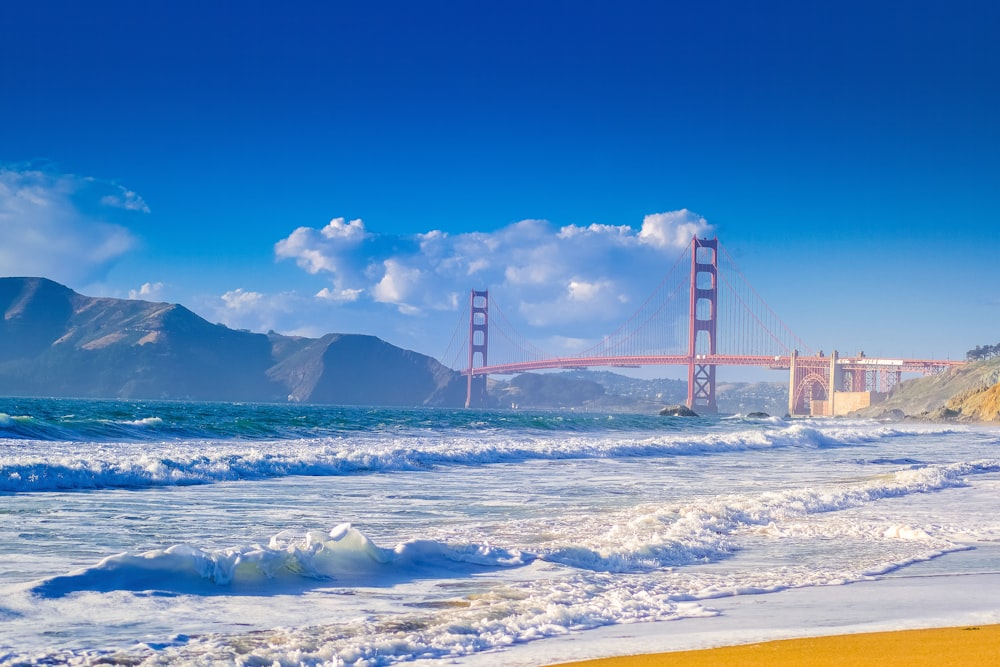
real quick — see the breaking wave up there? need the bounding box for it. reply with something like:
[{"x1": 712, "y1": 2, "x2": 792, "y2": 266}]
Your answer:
[{"x1": 1, "y1": 419, "x2": 968, "y2": 493}]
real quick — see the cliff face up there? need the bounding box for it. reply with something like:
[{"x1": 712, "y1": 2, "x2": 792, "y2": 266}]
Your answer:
[
  {"x1": 853, "y1": 357, "x2": 1000, "y2": 422},
  {"x1": 944, "y1": 378, "x2": 1000, "y2": 422},
  {"x1": 0, "y1": 277, "x2": 464, "y2": 406}
]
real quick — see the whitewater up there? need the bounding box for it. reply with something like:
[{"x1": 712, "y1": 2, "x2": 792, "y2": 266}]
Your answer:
[{"x1": 1, "y1": 398, "x2": 998, "y2": 666}]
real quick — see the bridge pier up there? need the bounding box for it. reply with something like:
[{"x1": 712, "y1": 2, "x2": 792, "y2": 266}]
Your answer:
[
  {"x1": 788, "y1": 350, "x2": 909, "y2": 417},
  {"x1": 788, "y1": 350, "x2": 837, "y2": 416}
]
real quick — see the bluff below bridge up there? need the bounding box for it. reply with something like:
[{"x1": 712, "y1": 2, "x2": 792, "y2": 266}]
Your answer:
[{"x1": 852, "y1": 357, "x2": 1000, "y2": 422}]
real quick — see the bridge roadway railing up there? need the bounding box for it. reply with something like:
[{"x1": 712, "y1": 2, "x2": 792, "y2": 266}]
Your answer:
[
  {"x1": 463, "y1": 355, "x2": 964, "y2": 377},
  {"x1": 836, "y1": 358, "x2": 964, "y2": 373},
  {"x1": 464, "y1": 354, "x2": 791, "y2": 376}
]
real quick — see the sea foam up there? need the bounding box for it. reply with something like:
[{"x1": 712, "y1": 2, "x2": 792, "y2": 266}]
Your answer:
[
  {"x1": 1, "y1": 420, "x2": 969, "y2": 493},
  {"x1": 31, "y1": 458, "x2": 994, "y2": 598}
]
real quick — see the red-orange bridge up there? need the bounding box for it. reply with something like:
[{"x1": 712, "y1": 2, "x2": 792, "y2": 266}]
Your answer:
[{"x1": 447, "y1": 237, "x2": 962, "y2": 415}]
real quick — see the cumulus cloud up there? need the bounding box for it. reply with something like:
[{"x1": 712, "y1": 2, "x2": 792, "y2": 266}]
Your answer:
[
  {"x1": 221, "y1": 288, "x2": 265, "y2": 312},
  {"x1": 373, "y1": 259, "x2": 422, "y2": 308},
  {"x1": 128, "y1": 281, "x2": 165, "y2": 301},
  {"x1": 274, "y1": 209, "x2": 714, "y2": 342},
  {"x1": 319, "y1": 217, "x2": 368, "y2": 241},
  {"x1": 274, "y1": 217, "x2": 372, "y2": 276},
  {"x1": 208, "y1": 288, "x2": 302, "y2": 333},
  {"x1": 638, "y1": 209, "x2": 711, "y2": 250},
  {"x1": 0, "y1": 167, "x2": 144, "y2": 285}
]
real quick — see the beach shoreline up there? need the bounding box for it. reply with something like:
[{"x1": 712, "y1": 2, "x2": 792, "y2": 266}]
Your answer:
[
  {"x1": 447, "y1": 552, "x2": 1000, "y2": 667},
  {"x1": 549, "y1": 624, "x2": 1000, "y2": 666}
]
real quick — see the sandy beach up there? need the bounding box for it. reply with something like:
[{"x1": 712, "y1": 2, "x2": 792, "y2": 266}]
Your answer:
[
  {"x1": 552, "y1": 625, "x2": 1000, "y2": 666},
  {"x1": 451, "y1": 550, "x2": 1000, "y2": 667}
]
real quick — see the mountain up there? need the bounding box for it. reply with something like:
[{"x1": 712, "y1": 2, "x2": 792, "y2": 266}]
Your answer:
[
  {"x1": 0, "y1": 277, "x2": 465, "y2": 406},
  {"x1": 266, "y1": 332, "x2": 463, "y2": 406}
]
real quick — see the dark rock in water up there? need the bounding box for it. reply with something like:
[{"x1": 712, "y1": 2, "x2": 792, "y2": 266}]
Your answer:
[
  {"x1": 746, "y1": 411, "x2": 770, "y2": 418},
  {"x1": 877, "y1": 408, "x2": 906, "y2": 422},
  {"x1": 659, "y1": 404, "x2": 698, "y2": 417}
]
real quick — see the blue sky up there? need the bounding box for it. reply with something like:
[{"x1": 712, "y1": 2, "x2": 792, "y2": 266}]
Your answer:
[{"x1": 1, "y1": 1, "x2": 997, "y2": 376}]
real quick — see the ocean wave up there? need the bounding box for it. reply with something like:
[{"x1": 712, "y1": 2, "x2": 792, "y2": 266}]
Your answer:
[
  {"x1": 1, "y1": 421, "x2": 980, "y2": 493},
  {"x1": 30, "y1": 459, "x2": 995, "y2": 599},
  {"x1": 0, "y1": 400, "x2": 688, "y2": 442},
  {"x1": 29, "y1": 524, "x2": 532, "y2": 599},
  {"x1": 539, "y1": 459, "x2": 996, "y2": 573},
  {"x1": 137, "y1": 577, "x2": 716, "y2": 667},
  {"x1": 0, "y1": 397, "x2": 973, "y2": 445},
  {"x1": 19, "y1": 458, "x2": 991, "y2": 666}
]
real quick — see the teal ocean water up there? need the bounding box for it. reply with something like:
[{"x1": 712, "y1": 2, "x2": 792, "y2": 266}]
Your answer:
[{"x1": 1, "y1": 397, "x2": 998, "y2": 665}]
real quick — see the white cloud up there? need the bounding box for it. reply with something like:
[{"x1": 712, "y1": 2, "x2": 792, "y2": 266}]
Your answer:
[
  {"x1": 273, "y1": 226, "x2": 340, "y2": 274},
  {"x1": 207, "y1": 288, "x2": 301, "y2": 333},
  {"x1": 504, "y1": 253, "x2": 560, "y2": 285},
  {"x1": 638, "y1": 209, "x2": 712, "y2": 250},
  {"x1": 373, "y1": 259, "x2": 422, "y2": 311},
  {"x1": 100, "y1": 185, "x2": 150, "y2": 213},
  {"x1": 274, "y1": 209, "x2": 714, "y2": 349},
  {"x1": 558, "y1": 222, "x2": 632, "y2": 240},
  {"x1": 273, "y1": 217, "x2": 374, "y2": 296},
  {"x1": 221, "y1": 288, "x2": 265, "y2": 312},
  {"x1": 567, "y1": 278, "x2": 613, "y2": 302},
  {"x1": 128, "y1": 281, "x2": 165, "y2": 300},
  {"x1": 0, "y1": 167, "x2": 143, "y2": 285},
  {"x1": 320, "y1": 217, "x2": 368, "y2": 241},
  {"x1": 316, "y1": 286, "x2": 363, "y2": 302}
]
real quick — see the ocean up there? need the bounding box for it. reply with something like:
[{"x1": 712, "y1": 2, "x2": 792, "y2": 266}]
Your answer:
[{"x1": 1, "y1": 397, "x2": 998, "y2": 666}]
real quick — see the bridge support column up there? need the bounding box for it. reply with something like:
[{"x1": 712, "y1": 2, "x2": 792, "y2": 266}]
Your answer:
[
  {"x1": 687, "y1": 236, "x2": 718, "y2": 413},
  {"x1": 465, "y1": 289, "x2": 489, "y2": 408},
  {"x1": 828, "y1": 350, "x2": 839, "y2": 417},
  {"x1": 788, "y1": 350, "x2": 798, "y2": 416}
]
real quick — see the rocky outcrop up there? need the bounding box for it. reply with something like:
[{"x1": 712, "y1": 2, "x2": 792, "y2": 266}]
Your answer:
[
  {"x1": 942, "y1": 381, "x2": 1000, "y2": 422},
  {"x1": 659, "y1": 404, "x2": 699, "y2": 417}
]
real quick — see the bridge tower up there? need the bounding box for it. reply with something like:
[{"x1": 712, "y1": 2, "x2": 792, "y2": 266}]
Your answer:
[
  {"x1": 465, "y1": 289, "x2": 489, "y2": 408},
  {"x1": 687, "y1": 236, "x2": 719, "y2": 413}
]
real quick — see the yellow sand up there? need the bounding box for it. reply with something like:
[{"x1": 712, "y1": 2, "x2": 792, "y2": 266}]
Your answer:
[{"x1": 551, "y1": 625, "x2": 1000, "y2": 667}]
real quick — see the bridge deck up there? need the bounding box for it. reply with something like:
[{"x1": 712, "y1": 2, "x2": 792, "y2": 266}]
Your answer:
[{"x1": 464, "y1": 355, "x2": 963, "y2": 376}]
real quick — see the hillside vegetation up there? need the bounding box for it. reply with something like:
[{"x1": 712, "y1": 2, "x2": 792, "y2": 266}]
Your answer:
[{"x1": 854, "y1": 357, "x2": 1000, "y2": 422}]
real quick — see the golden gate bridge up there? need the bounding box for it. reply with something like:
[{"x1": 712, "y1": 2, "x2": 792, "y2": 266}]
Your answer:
[{"x1": 443, "y1": 237, "x2": 962, "y2": 416}]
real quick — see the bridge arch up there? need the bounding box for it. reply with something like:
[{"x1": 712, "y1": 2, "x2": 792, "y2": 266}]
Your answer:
[{"x1": 792, "y1": 371, "x2": 829, "y2": 415}]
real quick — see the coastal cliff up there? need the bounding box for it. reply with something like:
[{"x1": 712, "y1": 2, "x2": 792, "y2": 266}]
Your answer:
[{"x1": 853, "y1": 357, "x2": 1000, "y2": 422}]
